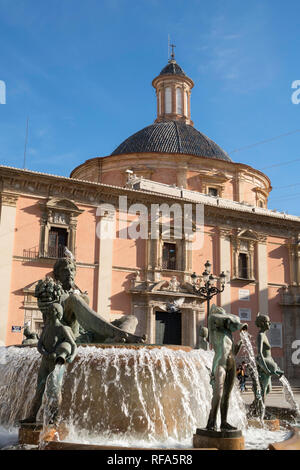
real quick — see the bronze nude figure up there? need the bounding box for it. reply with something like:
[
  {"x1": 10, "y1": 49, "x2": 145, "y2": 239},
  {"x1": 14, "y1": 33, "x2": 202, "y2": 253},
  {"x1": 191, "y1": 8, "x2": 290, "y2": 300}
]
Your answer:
[{"x1": 206, "y1": 305, "x2": 248, "y2": 431}]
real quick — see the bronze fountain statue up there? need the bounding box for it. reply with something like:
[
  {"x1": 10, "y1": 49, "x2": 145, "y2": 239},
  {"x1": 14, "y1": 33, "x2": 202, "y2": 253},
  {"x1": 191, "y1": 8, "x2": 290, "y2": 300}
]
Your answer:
[
  {"x1": 249, "y1": 313, "x2": 284, "y2": 418},
  {"x1": 52, "y1": 256, "x2": 145, "y2": 344},
  {"x1": 22, "y1": 326, "x2": 39, "y2": 346},
  {"x1": 20, "y1": 254, "x2": 146, "y2": 426},
  {"x1": 205, "y1": 305, "x2": 248, "y2": 432}
]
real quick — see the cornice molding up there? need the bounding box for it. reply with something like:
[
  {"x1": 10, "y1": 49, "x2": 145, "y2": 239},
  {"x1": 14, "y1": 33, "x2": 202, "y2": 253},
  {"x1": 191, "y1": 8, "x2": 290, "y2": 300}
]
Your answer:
[
  {"x1": 1, "y1": 192, "x2": 19, "y2": 207},
  {"x1": 0, "y1": 166, "x2": 299, "y2": 236}
]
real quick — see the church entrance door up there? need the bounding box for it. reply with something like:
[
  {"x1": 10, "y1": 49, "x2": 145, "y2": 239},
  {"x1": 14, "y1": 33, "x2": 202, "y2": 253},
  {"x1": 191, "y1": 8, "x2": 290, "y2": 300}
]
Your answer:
[{"x1": 155, "y1": 311, "x2": 182, "y2": 345}]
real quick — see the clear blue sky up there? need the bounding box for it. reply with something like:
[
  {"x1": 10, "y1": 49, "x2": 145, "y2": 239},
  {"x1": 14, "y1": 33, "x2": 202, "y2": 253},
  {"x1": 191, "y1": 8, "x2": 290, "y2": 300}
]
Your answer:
[{"x1": 1, "y1": 0, "x2": 300, "y2": 215}]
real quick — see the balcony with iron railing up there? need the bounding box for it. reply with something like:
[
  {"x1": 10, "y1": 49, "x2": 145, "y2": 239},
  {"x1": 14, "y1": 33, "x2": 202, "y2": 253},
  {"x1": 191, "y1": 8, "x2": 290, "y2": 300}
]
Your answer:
[{"x1": 23, "y1": 245, "x2": 72, "y2": 260}]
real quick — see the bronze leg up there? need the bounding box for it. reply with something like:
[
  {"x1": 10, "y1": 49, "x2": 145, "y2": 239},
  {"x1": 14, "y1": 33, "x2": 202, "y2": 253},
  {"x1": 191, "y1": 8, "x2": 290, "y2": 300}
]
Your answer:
[
  {"x1": 220, "y1": 363, "x2": 236, "y2": 430},
  {"x1": 206, "y1": 366, "x2": 226, "y2": 430},
  {"x1": 21, "y1": 357, "x2": 54, "y2": 423}
]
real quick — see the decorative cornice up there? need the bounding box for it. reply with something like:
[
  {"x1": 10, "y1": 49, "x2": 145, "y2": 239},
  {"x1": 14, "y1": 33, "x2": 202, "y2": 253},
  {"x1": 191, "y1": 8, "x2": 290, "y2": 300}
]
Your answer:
[
  {"x1": 219, "y1": 227, "x2": 233, "y2": 238},
  {"x1": 0, "y1": 165, "x2": 299, "y2": 237},
  {"x1": 1, "y1": 192, "x2": 19, "y2": 207}
]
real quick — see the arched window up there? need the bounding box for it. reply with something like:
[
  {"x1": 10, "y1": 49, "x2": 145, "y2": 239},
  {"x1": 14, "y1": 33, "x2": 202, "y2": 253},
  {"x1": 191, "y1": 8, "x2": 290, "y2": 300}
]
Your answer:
[
  {"x1": 176, "y1": 88, "x2": 183, "y2": 114},
  {"x1": 184, "y1": 91, "x2": 188, "y2": 116},
  {"x1": 158, "y1": 90, "x2": 162, "y2": 115},
  {"x1": 165, "y1": 87, "x2": 172, "y2": 114}
]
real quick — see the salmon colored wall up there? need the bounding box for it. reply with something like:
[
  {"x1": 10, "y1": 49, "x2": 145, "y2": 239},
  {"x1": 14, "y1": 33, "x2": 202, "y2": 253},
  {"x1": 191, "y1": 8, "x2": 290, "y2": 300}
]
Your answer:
[
  {"x1": 7, "y1": 260, "x2": 54, "y2": 345},
  {"x1": 14, "y1": 196, "x2": 42, "y2": 257},
  {"x1": 114, "y1": 211, "x2": 146, "y2": 269},
  {"x1": 222, "y1": 181, "x2": 234, "y2": 200},
  {"x1": 6, "y1": 259, "x2": 96, "y2": 345},
  {"x1": 267, "y1": 238, "x2": 289, "y2": 285},
  {"x1": 75, "y1": 206, "x2": 97, "y2": 265},
  {"x1": 186, "y1": 172, "x2": 201, "y2": 191},
  {"x1": 113, "y1": 237, "x2": 146, "y2": 269},
  {"x1": 75, "y1": 266, "x2": 97, "y2": 310},
  {"x1": 191, "y1": 227, "x2": 216, "y2": 274},
  {"x1": 268, "y1": 286, "x2": 283, "y2": 358},
  {"x1": 230, "y1": 283, "x2": 258, "y2": 338},
  {"x1": 101, "y1": 171, "x2": 125, "y2": 187},
  {"x1": 241, "y1": 182, "x2": 256, "y2": 205},
  {"x1": 151, "y1": 168, "x2": 177, "y2": 185},
  {"x1": 110, "y1": 270, "x2": 132, "y2": 315}
]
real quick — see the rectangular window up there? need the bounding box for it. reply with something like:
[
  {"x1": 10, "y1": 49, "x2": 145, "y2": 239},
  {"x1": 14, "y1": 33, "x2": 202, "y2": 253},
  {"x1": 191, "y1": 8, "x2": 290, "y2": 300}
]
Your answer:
[
  {"x1": 48, "y1": 227, "x2": 68, "y2": 258},
  {"x1": 176, "y1": 88, "x2": 183, "y2": 114},
  {"x1": 162, "y1": 242, "x2": 177, "y2": 270},
  {"x1": 208, "y1": 187, "x2": 218, "y2": 197},
  {"x1": 165, "y1": 87, "x2": 172, "y2": 114},
  {"x1": 238, "y1": 253, "x2": 248, "y2": 278}
]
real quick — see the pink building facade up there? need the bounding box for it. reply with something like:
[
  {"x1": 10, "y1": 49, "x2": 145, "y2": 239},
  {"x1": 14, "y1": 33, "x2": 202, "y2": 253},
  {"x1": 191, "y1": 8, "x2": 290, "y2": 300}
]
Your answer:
[{"x1": 1, "y1": 57, "x2": 300, "y2": 379}]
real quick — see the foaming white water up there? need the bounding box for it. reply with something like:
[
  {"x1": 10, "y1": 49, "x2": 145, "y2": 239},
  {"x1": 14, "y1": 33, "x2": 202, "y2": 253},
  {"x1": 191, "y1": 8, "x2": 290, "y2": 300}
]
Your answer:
[
  {"x1": 0, "y1": 345, "x2": 247, "y2": 446},
  {"x1": 240, "y1": 331, "x2": 265, "y2": 421},
  {"x1": 244, "y1": 427, "x2": 291, "y2": 450},
  {"x1": 0, "y1": 347, "x2": 41, "y2": 424},
  {"x1": 64, "y1": 423, "x2": 193, "y2": 449},
  {"x1": 0, "y1": 426, "x2": 19, "y2": 449},
  {"x1": 279, "y1": 375, "x2": 300, "y2": 417}
]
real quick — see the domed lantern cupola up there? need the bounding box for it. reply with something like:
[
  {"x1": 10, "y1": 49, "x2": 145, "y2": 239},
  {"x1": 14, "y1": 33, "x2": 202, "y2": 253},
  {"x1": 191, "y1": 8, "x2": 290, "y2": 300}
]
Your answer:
[{"x1": 152, "y1": 45, "x2": 194, "y2": 126}]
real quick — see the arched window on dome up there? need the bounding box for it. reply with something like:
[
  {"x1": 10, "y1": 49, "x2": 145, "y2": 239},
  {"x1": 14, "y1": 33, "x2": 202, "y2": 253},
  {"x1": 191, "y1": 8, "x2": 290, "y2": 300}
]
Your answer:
[
  {"x1": 184, "y1": 91, "x2": 188, "y2": 116},
  {"x1": 165, "y1": 87, "x2": 172, "y2": 114},
  {"x1": 176, "y1": 88, "x2": 183, "y2": 115},
  {"x1": 158, "y1": 90, "x2": 162, "y2": 116}
]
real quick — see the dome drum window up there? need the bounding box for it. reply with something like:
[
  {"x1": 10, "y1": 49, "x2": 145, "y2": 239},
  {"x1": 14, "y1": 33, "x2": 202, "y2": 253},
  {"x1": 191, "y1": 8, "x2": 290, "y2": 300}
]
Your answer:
[{"x1": 165, "y1": 87, "x2": 172, "y2": 114}]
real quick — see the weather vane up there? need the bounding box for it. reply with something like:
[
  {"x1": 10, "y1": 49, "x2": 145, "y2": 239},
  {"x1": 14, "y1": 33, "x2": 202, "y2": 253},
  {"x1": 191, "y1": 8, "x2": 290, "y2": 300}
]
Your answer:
[
  {"x1": 168, "y1": 35, "x2": 176, "y2": 61},
  {"x1": 170, "y1": 43, "x2": 176, "y2": 60}
]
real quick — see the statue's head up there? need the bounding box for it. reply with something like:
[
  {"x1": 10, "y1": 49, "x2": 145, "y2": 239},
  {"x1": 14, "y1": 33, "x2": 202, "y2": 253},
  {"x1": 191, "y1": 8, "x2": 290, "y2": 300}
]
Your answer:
[
  {"x1": 255, "y1": 314, "x2": 271, "y2": 331},
  {"x1": 199, "y1": 326, "x2": 208, "y2": 339},
  {"x1": 210, "y1": 304, "x2": 225, "y2": 315},
  {"x1": 48, "y1": 302, "x2": 64, "y2": 321},
  {"x1": 53, "y1": 257, "x2": 76, "y2": 291},
  {"x1": 23, "y1": 326, "x2": 31, "y2": 338}
]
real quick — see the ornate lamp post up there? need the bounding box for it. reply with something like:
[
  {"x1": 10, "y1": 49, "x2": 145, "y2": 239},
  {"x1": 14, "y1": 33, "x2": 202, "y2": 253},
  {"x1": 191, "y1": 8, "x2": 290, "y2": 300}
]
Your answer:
[{"x1": 191, "y1": 261, "x2": 226, "y2": 329}]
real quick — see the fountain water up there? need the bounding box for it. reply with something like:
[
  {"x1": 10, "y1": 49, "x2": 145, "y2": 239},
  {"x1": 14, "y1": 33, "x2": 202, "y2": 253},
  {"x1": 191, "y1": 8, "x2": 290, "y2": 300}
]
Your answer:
[
  {"x1": 279, "y1": 375, "x2": 300, "y2": 418},
  {"x1": 0, "y1": 344, "x2": 247, "y2": 448},
  {"x1": 240, "y1": 331, "x2": 265, "y2": 422}
]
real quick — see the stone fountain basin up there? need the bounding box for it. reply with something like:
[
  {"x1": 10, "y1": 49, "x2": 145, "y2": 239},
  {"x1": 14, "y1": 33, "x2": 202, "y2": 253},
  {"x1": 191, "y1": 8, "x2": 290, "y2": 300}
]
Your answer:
[{"x1": 0, "y1": 344, "x2": 246, "y2": 444}]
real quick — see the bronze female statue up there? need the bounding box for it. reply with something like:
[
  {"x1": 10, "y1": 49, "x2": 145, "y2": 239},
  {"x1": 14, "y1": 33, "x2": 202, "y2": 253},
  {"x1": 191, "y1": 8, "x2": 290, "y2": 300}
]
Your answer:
[{"x1": 255, "y1": 314, "x2": 284, "y2": 402}]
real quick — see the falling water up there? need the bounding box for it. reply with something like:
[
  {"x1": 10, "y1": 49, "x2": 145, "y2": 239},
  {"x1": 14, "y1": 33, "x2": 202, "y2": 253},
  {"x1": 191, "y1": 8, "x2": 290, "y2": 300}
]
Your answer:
[
  {"x1": 279, "y1": 375, "x2": 300, "y2": 418},
  {"x1": 43, "y1": 363, "x2": 65, "y2": 426},
  {"x1": 240, "y1": 331, "x2": 265, "y2": 422},
  {"x1": 0, "y1": 345, "x2": 247, "y2": 447}
]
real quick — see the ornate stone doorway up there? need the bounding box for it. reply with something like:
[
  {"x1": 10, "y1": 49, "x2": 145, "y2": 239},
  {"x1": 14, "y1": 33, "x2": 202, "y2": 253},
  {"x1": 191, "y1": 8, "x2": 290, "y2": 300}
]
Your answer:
[{"x1": 130, "y1": 274, "x2": 205, "y2": 347}]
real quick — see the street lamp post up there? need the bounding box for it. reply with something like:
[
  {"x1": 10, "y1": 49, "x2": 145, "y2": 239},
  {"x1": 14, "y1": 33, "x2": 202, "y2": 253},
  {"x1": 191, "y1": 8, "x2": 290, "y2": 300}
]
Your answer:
[{"x1": 191, "y1": 260, "x2": 226, "y2": 330}]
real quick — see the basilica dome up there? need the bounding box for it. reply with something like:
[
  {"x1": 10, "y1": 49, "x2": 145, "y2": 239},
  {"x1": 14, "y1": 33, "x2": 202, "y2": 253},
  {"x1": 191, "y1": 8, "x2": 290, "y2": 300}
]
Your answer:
[{"x1": 110, "y1": 120, "x2": 231, "y2": 162}]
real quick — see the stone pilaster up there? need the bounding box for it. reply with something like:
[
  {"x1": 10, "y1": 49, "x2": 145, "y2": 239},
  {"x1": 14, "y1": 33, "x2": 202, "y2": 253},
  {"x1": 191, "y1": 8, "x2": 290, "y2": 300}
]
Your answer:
[
  {"x1": 96, "y1": 207, "x2": 115, "y2": 320},
  {"x1": 190, "y1": 309, "x2": 197, "y2": 348},
  {"x1": 288, "y1": 236, "x2": 300, "y2": 286},
  {"x1": 219, "y1": 228, "x2": 232, "y2": 312},
  {"x1": 176, "y1": 165, "x2": 187, "y2": 188},
  {"x1": 147, "y1": 304, "x2": 155, "y2": 343},
  {"x1": 0, "y1": 193, "x2": 18, "y2": 345},
  {"x1": 257, "y1": 236, "x2": 268, "y2": 314}
]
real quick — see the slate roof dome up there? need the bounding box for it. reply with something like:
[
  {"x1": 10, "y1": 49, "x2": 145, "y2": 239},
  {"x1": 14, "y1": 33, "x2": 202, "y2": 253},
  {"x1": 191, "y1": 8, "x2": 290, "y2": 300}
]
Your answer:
[
  {"x1": 159, "y1": 60, "x2": 186, "y2": 77},
  {"x1": 110, "y1": 120, "x2": 231, "y2": 162}
]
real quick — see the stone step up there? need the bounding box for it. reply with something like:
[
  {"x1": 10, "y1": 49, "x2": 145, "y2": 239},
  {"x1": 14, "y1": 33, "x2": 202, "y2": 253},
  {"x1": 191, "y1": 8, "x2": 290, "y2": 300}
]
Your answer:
[{"x1": 241, "y1": 384, "x2": 300, "y2": 395}]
